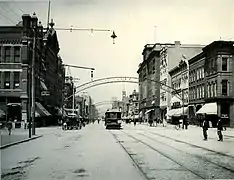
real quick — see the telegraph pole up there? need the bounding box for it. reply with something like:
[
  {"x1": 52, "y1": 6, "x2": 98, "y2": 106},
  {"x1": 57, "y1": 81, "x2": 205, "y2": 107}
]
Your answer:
[{"x1": 31, "y1": 28, "x2": 36, "y2": 135}]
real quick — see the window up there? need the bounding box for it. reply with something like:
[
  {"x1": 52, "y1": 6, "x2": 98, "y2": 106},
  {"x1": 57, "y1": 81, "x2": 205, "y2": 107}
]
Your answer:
[
  {"x1": 210, "y1": 82, "x2": 213, "y2": 97},
  {"x1": 4, "y1": 72, "x2": 10, "y2": 89},
  {"x1": 14, "y1": 72, "x2": 20, "y2": 89},
  {"x1": 222, "y1": 80, "x2": 228, "y2": 96},
  {"x1": 202, "y1": 85, "x2": 205, "y2": 98},
  {"x1": 5, "y1": 47, "x2": 11, "y2": 63},
  {"x1": 222, "y1": 57, "x2": 228, "y2": 71},
  {"x1": 200, "y1": 85, "x2": 202, "y2": 99},
  {"x1": 14, "y1": 47, "x2": 20, "y2": 63},
  {"x1": 207, "y1": 84, "x2": 209, "y2": 98},
  {"x1": 214, "y1": 81, "x2": 217, "y2": 97}
]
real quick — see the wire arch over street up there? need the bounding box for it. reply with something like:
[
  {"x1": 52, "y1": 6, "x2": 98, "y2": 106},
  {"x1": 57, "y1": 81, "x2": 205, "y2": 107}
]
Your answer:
[{"x1": 65, "y1": 76, "x2": 183, "y2": 101}]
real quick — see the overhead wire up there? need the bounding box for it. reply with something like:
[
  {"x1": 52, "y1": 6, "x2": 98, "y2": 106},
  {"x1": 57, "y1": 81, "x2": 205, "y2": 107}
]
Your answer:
[
  {"x1": 0, "y1": 7, "x2": 16, "y2": 24},
  {"x1": 0, "y1": 3, "x2": 20, "y2": 23}
]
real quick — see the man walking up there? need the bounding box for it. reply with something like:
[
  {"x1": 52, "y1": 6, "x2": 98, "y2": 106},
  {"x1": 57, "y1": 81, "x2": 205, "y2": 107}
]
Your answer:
[
  {"x1": 202, "y1": 118, "x2": 209, "y2": 140},
  {"x1": 217, "y1": 117, "x2": 223, "y2": 141},
  {"x1": 7, "y1": 120, "x2": 13, "y2": 135}
]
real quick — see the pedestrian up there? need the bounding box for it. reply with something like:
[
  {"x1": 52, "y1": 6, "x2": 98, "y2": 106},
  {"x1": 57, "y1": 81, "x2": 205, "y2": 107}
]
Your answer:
[
  {"x1": 202, "y1": 118, "x2": 209, "y2": 140},
  {"x1": 217, "y1": 117, "x2": 223, "y2": 141},
  {"x1": 134, "y1": 118, "x2": 136, "y2": 126},
  {"x1": 7, "y1": 120, "x2": 13, "y2": 135}
]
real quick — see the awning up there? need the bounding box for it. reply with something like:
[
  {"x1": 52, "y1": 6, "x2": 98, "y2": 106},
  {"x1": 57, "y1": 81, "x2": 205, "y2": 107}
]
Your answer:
[
  {"x1": 145, "y1": 109, "x2": 154, "y2": 114},
  {"x1": 40, "y1": 81, "x2": 48, "y2": 91},
  {"x1": 7, "y1": 103, "x2": 21, "y2": 106},
  {"x1": 35, "y1": 102, "x2": 51, "y2": 117},
  {"x1": 173, "y1": 107, "x2": 188, "y2": 117},
  {"x1": 167, "y1": 109, "x2": 180, "y2": 117},
  {"x1": 196, "y1": 103, "x2": 217, "y2": 115},
  {"x1": 170, "y1": 96, "x2": 182, "y2": 105}
]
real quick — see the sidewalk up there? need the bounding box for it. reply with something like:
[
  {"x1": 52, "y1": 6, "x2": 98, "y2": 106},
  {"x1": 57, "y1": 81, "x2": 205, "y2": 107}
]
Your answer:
[
  {"x1": 0, "y1": 128, "x2": 41, "y2": 149},
  {"x1": 126, "y1": 123, "x2": 234, "y2": 157}
]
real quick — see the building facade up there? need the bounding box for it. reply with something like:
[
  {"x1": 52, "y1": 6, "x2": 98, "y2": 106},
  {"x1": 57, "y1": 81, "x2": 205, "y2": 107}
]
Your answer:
[
  {"x1": 159, "y1": 41, "x2": 204, "y2": 121},
  {"x1": 189, "y1": 41, "x2": 234, "y2": 127},
  {"x1": 168, "y1": 60, "x2": 189, "y2": 122},
  {"x1": 137, "y1": 44, "x2": 160, "y2": 122},
  {"x1": 128, "y1": 89, "x2": 139, "y2": 116},
  {"x1": 0, "y1": 14, "x2": 65, "y2": 127}
]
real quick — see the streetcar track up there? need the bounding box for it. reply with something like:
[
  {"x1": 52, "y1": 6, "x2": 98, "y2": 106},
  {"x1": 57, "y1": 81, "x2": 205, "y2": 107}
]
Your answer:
[
  {"x1": 109, "y1": 130, "x2": 151, "y2": 180},
  {"x1": 121, "y1": 131, "x2": 205, "y2": 179},
  {"x1": 148, "y1": 131, "x2": 234, "y2": 159},
  {"x1": 139, "y1": 132, "x2": 234, "y2": 174}
]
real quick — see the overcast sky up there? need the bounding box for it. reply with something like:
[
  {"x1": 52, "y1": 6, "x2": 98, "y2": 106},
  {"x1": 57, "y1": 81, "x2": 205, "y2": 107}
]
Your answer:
[{"x1": 1, "y1": 0, "x2": 234, "y2": 111}]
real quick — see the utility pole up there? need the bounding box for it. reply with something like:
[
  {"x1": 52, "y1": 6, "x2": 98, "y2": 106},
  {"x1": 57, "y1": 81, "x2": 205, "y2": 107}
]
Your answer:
[{"x1": 31, "y1": 28, "x2": 36, "y2": 135}]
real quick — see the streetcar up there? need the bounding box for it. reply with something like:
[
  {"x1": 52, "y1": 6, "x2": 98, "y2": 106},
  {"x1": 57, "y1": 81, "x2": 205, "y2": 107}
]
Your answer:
[{"x1": 105, "y1": 109, "x2": 122, "y2": 129}]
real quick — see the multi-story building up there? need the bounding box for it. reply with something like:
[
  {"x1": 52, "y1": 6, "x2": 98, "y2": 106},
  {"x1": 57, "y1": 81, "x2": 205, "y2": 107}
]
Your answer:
[
  {"x1": 64, "y1": 76, "x2": 74, "y2": 109},
  {"x1": 128, "y1": 89, "x2": 139, "y2": 116},
  {"x1": 0, "y1": 14, "x2": 65, "y2": 127},
  {"x1": 159, "y1": 41, "x2": 204, "y2": 121},
  {"x1": 189, "y1": 41, "x2": 234, "y2": 127},
  {"x1": 168, "y1": 59, "x2": 189, "y2": 122},
  {"x1": 137, "y1": 44, "x2": 160, "y2": 122}
]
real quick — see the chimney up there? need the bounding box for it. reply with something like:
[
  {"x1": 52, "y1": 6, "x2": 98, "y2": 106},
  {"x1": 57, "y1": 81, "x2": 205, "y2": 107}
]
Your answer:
[
  {"x1": 174, "y1": 41, "x2": 181, "y2": 49},
  {"x1": 22, "y1": 14, "x2": 31, "y2": 29}
]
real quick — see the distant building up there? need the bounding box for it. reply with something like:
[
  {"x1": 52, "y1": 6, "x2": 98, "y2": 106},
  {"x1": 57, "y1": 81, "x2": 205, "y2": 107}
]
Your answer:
[
  {"x1": 189, "y1": 41, "x2": 234, "y2": 127},
  {"x1": 128, "y1": 89, "x2": 139, "y2": 116}
]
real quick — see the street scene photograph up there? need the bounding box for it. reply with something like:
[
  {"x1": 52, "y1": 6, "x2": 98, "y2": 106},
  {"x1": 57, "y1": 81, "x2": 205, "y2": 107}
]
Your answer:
[{"x1": 0, "y1": 0, "x2": 234, "y2": 179}]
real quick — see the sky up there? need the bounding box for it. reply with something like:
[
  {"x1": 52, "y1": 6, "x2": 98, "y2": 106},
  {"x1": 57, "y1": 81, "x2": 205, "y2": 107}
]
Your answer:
[{"x1": 0, "y1": 0, "x2": 234, "y2": 111}]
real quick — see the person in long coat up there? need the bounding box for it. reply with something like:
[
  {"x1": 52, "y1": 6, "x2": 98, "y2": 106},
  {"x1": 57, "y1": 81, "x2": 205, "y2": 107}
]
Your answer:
[
  {"x1": 217, "y1": 117, "x2": 223, "y2": 141},
  {"x1": 202, "y1": 118, "x2": 209, "y2": 140}
]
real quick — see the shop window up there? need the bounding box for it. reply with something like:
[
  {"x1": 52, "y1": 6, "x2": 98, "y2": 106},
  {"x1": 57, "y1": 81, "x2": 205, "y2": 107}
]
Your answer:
[
  {"x1": 14, "y1": 72, "x2": 20, "y2": 89},
  {"x1": 14, "y1": 46, "x2": 21, "y2": 63},
  {"x1": 222, "y1": 57, "x2": 228, "y2": 71},
  {"x1": 5, "y1": 47, "x2": 11, "y2": 63},
  {"x1": 222, "y1": 80, "x2": 228, "y2": 96},
  {"x1": 4, "y1": 72, "x2": 10, "y2": 89}
]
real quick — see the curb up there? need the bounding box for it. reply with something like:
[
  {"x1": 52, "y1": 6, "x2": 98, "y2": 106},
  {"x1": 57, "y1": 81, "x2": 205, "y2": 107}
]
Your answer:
[{"x1": 0, "y1": 135, "x2": 43, "y2": 149}]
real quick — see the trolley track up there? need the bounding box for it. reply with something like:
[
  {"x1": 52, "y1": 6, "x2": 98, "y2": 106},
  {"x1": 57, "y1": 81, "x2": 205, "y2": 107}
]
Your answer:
[
  {"x1": 109, "y1": 131, "x2": 151, "y2": 180},
  {"x1": 110, "y1": 130, "x2": 205, "y2": 179},
  {"x1": 139, "y1": 132, "x2": 234, "y2": 174},
  {"x1": 121, "y1": 131, "x2": 205, "y2": 179},
  {"x1": 148, "y1": 131, "x2": 234, "y2": 159}
]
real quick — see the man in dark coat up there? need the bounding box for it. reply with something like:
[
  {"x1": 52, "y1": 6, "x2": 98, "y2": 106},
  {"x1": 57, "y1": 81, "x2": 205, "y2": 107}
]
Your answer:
[
  {"x1": 202, "y1": 118, "x2": 209, "y2": 140},
  {"x1": 217, "y1": 117, "x2": 223, "y2": 141}
]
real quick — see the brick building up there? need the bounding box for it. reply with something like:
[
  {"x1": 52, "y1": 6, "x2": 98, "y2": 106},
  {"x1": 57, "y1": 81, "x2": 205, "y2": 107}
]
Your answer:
[
  {"x1": 137, "y1": 44, "x2": 161, "y2": 122},
  {"x1": 189, "y1": 41, "x2": 234, "y2": 127},
  {"x1": 168, "y1": 60, "x2": 189, "y2": 123},
  {"x1": 0, "y1": 14, "x2": 65, "y2": 127}
]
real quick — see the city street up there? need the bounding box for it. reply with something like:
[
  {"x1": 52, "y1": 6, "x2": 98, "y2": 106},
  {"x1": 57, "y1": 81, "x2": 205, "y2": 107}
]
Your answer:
[{"x1": 1, "y1": 122, "x2": 234, "y2": 180}]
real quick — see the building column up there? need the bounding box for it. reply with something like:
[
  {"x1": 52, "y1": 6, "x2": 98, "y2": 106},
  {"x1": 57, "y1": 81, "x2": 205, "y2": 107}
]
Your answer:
[
  {"x1": 230, "y1": 102, "x2": 234, "y2": 128},
  {"x1": 10, "y1": 72, "x2": 14, "y2": 89}
]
